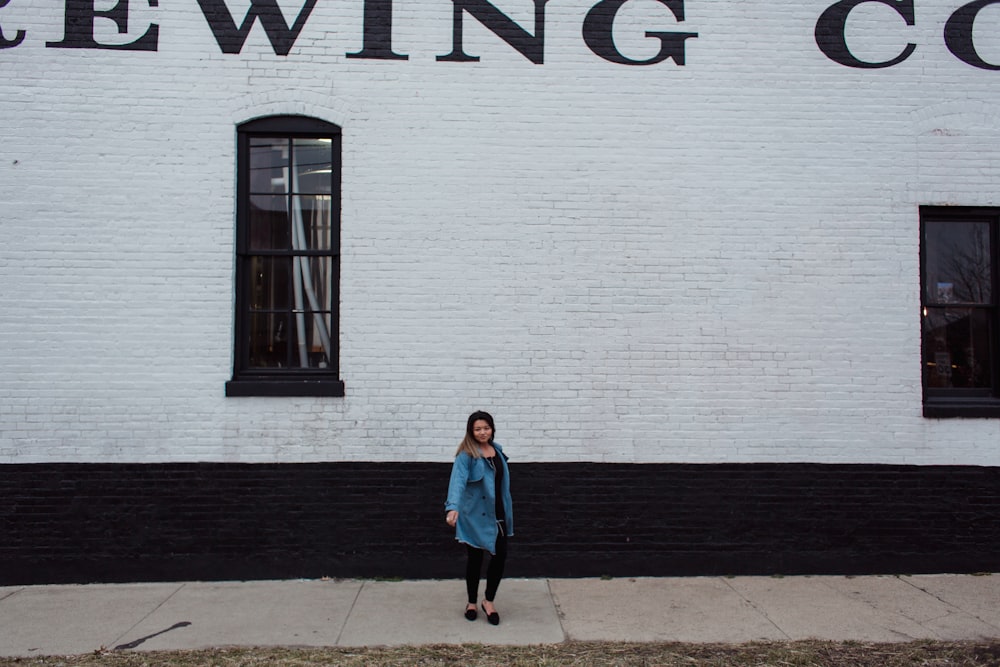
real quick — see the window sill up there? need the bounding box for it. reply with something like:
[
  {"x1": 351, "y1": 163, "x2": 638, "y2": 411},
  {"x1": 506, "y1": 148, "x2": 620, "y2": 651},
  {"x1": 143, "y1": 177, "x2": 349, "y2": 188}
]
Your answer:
[
  {"x1": 226, "y1": 379, "x2": 345, "y2": 397},
  {"x1": 923, "y1": 400, "x2": 1000, "y2": 418}
]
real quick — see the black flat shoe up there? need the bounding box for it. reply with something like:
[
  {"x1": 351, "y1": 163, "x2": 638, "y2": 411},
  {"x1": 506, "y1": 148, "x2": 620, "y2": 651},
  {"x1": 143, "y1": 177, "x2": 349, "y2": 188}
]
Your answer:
[
  {"x1": 481, "y1": 602, "x2": 500, "y2": 625},
  {"x1": 465, "y1": 605, "x2": 477, "y2": 621}
]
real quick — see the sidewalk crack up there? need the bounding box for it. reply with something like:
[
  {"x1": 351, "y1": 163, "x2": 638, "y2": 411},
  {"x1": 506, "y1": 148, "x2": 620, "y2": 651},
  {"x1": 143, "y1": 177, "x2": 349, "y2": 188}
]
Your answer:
[
  {"x1": 334, "y1": 580, "x2": 365, "y2": 645},
  {"x1": 821, "y1": 577, "x2": 923, "y2": 642},
  {"x1": 546, "y1": 579, "x2": 569, "y2": 642},
  {"x1": 898, "y1": 575, "x2": 954, "y2": 606},
  {"x1": 719, "y1": 577, "x2": 791, "y2": 640},
  {"x1": 109, "y1": 582, "x2": 187, "y2": 650},
  {"x1": 897, "y1": 575, "x2": 1000, "y2": 632},
  {"x1": 0, "y1": 587, "x2": 25, "y2": 604}
]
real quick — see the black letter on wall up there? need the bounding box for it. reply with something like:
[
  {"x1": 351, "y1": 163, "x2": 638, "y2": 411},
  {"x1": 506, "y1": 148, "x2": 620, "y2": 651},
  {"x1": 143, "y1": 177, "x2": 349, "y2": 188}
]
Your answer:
[
  {"x1": 0, "y1": 0, "x2": 25, "y2": 49},
  {"x1": 583, "y1": 0, "x2": 697, "y2": 66},
  {"x1": 437, "y1": 0, "x2": 547, "y2": 64},
  {"x1": 347, "y1": 0, "x2": 407, "y2": 59},
  {"x1": 815, "y1": 0, "x2": 915, "y2": 68},
  {"x1": 945, "y1": 0, "x2": 1000, "y2": 70},
  {"x1": 46, "y1": 0, "x2": 158, "y2": 50},
  {"x1": 197, "y1": 0, "x2": 317, "y2": 55}
]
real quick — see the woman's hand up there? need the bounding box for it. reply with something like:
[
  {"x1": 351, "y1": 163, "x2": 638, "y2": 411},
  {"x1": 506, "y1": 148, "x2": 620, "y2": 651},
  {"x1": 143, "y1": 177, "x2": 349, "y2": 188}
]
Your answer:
[{"x1": 446, "y1": 510, "x2": 458, "y2": 527}]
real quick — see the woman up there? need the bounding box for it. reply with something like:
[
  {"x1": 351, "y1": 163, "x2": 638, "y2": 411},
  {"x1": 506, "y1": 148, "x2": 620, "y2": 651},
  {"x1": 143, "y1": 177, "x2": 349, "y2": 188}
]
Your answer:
[{"x1": 445, "y1": 410, "x2": 514, "y2": 625}]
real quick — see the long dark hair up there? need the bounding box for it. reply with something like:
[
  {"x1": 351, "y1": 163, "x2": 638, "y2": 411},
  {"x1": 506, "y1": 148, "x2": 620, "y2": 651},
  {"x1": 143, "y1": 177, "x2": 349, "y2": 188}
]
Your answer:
[{"x1": 456, "y1": 410, "x2": 495, "y2": 457}]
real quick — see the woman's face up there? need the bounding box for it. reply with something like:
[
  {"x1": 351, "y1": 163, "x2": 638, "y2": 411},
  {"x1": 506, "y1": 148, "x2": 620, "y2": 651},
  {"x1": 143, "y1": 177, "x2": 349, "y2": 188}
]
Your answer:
[{"x1": 472, "y1": 419, "x2": 493, "y2": 446}]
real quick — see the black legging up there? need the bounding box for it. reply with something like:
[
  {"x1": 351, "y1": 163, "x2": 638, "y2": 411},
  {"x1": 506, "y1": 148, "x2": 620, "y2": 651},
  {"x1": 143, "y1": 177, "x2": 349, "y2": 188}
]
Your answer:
[{"x1": 465, "y1": 529, "x2": 508, "y2": 604}]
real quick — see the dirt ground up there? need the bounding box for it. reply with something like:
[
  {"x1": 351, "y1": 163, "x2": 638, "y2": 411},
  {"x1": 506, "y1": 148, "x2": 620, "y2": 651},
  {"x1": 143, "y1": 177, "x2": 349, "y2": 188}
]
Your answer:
[{"x1": 3, "y1": 640, "x2": 1000, "y2": 666}]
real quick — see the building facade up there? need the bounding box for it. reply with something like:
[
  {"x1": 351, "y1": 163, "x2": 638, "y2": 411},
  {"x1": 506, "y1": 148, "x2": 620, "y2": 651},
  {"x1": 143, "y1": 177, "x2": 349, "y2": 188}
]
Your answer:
[{"x1": 2, "y1": 0, "x2": 1000, "y2": 584}]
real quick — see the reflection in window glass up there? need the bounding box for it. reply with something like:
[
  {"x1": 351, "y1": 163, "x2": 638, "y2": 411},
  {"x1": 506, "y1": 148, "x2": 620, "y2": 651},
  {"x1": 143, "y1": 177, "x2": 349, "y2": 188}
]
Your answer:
[
  {"x1": 243, "y1": 137, "x2": 334, "y2": 370},
  {"x1": 248, "y1": 257, "x2": 291, "y2": 311},
  {"x1": 249, "y1": 195, "x2": 290, "y2": 250},
  {"x1": 920, "y1": 208, "x2": 999, "y2": 416},
  {"x1": 230, "y1": 116, "x2": 342, "y2": 395},
  {"x1": 248, "y1": 312, "x2": 288, "y2": 368},
  {"x1": 287, "y1": 309, "x2": 334, "y2": 369},
  {"x1": 922, "y1": 308, "x2": 992, "y2": 389},
  {"x1": 249, "y1": 139, "x2": 288, "y2": 194},
  {"x1": 293, "y1": 195, "x2": 333, "y2": 250},
  {"x1": 294, "y1": 138, "x2": 333, "y2": 194},
  {"x1": 924, "y1": 221, "x2": 992, "y2": 304}
]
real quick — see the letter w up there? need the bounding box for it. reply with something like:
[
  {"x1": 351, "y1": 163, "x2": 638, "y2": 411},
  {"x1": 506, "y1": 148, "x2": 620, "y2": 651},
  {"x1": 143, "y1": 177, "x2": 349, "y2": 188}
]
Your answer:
[{"x1": 198, "y1": 0, "x2": 317, "y2": 55}]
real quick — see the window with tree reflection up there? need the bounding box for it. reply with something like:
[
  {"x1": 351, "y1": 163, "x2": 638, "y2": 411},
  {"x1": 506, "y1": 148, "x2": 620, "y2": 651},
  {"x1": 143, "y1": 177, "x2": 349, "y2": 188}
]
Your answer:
[{"x1": 920, "y1": 207, "x2": 1000, "y2": 417}]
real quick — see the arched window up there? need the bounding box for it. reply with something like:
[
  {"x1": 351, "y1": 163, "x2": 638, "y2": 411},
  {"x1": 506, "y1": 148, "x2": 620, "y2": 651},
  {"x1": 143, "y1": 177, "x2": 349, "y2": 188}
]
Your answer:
[{"x1": 226, "y1": 116, "x2": 344, "y2": 396}]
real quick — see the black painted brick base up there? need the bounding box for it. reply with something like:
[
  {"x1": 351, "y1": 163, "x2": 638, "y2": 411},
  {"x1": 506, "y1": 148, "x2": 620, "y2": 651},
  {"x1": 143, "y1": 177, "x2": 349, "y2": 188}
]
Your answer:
[{"x1": 2, "y1": 462, "x2": 998, "y2": 585}]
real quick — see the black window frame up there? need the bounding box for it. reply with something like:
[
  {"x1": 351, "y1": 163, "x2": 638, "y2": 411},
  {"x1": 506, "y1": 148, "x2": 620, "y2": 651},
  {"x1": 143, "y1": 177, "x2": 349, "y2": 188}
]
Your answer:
[
  {"x1": 226, "y1": 115, "x2": 345, "y2": 397},
  {"x1": 920, "y1": 206, "x2": 1000, "y2": 418}
]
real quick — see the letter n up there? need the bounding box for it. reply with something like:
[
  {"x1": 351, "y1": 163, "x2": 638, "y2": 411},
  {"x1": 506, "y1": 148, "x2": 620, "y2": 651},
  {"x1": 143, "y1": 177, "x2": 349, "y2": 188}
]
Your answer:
[{"x1": 437, "y1": 0, "x2": 548, "y2": 64}]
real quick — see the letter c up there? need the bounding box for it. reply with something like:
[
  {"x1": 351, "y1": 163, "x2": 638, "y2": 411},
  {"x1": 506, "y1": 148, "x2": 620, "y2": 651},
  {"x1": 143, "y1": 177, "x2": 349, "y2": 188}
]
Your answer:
[
  {"x1": 0, "y1": 0, "x2": 26, "y2": 49},
  {"x1": 945, "y1": 0, "x2": 1000, "y2": 70},
  {"x1": 815, "y1": 0, "x2": 916, "y2": 68}
]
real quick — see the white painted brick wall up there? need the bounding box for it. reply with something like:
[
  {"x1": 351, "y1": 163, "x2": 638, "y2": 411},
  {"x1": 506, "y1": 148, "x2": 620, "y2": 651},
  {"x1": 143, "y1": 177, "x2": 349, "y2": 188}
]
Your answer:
[{"x1": 3, "y1": 0, "x2": 1000, "y2": 464}]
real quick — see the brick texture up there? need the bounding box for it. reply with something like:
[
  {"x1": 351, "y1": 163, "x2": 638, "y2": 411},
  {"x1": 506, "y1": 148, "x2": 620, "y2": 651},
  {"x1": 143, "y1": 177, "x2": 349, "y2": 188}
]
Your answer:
[
  {"x1": 3, "y1": 2, "x2": 1000, "y2": 467},
  {"x1": 2, "y1": 462, "x2": 998, "y2": 584}
]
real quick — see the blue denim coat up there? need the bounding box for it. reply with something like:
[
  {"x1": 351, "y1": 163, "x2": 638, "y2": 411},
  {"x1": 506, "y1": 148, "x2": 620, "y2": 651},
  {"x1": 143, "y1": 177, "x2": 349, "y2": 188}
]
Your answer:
[{"x1": 445, "y1": 442, "x2": 514, "y2": 555}]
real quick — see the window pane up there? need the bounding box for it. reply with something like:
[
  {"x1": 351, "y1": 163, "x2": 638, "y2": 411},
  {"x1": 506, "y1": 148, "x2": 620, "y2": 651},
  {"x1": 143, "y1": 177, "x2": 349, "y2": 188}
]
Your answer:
[
  {"x1": 299, "y1": 256, "x2": 333, "y2": 309},
  {"x1": 249, "y1": 195, "x2": 290, "y2": 250},
  {"x1": 248, "y1": 256, "x2": 291, "y2": 311},
  {"x1": 245, "y1": 257, "x2": 332, "y2": 367},
  {"x1": 287, "y1": 311, "x2": 334, "y2": 369},
  {"x1": 923, "y1": 307, "x2": 992, "y2": 389},
  {"x1": 249, "y1": 138, "x2": 288, "y2": 194},
  {"x1": 291, "y1": 195, "x2": 334, "y2": 250},
  {"x1": 924, "y1": 221, "x2": 992, "y2": 304},
  {"x1": 293, "y1": 138, "x2": 332, "y2": 194},
  {"x1": 247, "y1": 312, "x2": 290, "y2": 368}
]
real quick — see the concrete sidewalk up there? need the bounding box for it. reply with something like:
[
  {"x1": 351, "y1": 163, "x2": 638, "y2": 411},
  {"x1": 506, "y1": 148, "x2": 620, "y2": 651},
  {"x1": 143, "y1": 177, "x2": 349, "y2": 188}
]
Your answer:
[{"x1": 1, "y1": 574, "x2": 998, "y2": 657}]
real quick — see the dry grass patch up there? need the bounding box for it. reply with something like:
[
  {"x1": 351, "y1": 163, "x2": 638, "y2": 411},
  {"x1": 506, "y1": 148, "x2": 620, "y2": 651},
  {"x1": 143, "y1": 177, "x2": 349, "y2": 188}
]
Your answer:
[{"x1": 3, "y1": 641, "x2": 1000, "y2": 666}]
